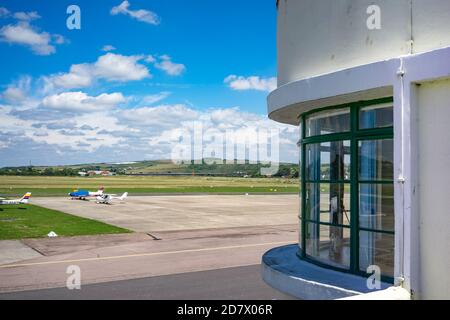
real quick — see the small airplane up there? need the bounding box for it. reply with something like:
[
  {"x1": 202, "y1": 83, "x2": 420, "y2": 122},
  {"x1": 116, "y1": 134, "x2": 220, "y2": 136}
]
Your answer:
[
  {"x1": 96, "y1": 192, "x2": 128, "y2": 205},
  {"x1": 69, "y1": 187, "x2": 104, "y2": 200},
  {"x1": 0, "y1": 192, "x2": 32, "y2": 205}
]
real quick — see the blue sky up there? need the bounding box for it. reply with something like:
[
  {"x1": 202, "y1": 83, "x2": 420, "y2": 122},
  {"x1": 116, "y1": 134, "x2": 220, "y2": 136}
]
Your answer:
[{"x1": 0, "y1": 0, "x2": 298, "y2": 166}]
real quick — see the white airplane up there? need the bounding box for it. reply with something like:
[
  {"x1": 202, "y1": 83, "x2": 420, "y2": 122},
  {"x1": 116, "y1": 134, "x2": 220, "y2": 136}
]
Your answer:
[
  {"x1": 0, "y1": 192, "x2": 32, "y2": 205},
  {"x1": 96, "y1": 192, "x2": 128, "y2": 205}
]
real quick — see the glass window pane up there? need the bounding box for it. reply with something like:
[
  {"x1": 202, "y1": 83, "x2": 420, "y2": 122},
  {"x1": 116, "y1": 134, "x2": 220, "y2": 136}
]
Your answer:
[
  {"x1": 306, "y1": 108, "x2": 350, "y2": 137},
  {"x1": 359, "y1": 139, "x2": 393, "y2": 181},
  {"x1": 305, "y1": 183, "x2": 351, "y2": 225},
  {"x1": 305, "y1": 141, "x2": 351, "y2": 181},
  {"x1": 359, "y1": 183, "x2": 394, "y2": 232},
  {"x1": 359, "y1": 103, "x2": 393, "y2": 129},
  {"x1": 306, "y1": 222, "x2": 351, "y2": 268},
  {"x1": 298, "y1": 219, "x2": 303, "y2": 249},
  {"x1": 299, "y1": 119, "x2": 303, "y2": 141},
  {"x1": 299, "y1": 143, "x2": 302, "y2": 184},
  {"x1": 359, "y1": 231, "x2": 394, "y2": 277},
  {"x1": 305, "y1": 183, "x2": 320, "y2": 221}
]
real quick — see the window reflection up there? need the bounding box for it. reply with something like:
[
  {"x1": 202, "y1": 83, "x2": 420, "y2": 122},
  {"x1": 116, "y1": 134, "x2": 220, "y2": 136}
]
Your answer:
[
  {"x1": 359, "y1": 184, "x2": 394, "y2": 232},
  {"x1": 305, "y1": 108, "x2": 350, "y2": 137},
  {"x1": 305, "y1": 183, "x2": 350, "y2": 225},
  {"x1": 360, "y1": 104, "x2": 393, "y2": 129},
  {"x1": 306, "y1": 141, "x2": 350, "y2": 181},
  {"x1": 359, "y1": 139, "x2": 393, "y2": 181},
  {"x1": 306, "y1": 222, "x2": 351, "y2": 268},
  {"x1": 359, "y1": 231, "x2": 394, "y2": 277}
]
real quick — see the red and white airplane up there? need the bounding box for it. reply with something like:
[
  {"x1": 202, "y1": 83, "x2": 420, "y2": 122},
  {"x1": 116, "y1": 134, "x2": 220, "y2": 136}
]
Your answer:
[{"x1": 0, "y1": 192, "x2": 32, "y2": 205}]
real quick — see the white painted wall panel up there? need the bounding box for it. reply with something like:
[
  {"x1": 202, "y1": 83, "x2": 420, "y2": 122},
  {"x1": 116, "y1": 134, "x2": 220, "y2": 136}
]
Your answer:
[
  {"x1": 412, "y1": 0, "x2": 450, "y2": 54},
  {"x1": 277, "y1": 0, "x2": 411, "y2": 85}
]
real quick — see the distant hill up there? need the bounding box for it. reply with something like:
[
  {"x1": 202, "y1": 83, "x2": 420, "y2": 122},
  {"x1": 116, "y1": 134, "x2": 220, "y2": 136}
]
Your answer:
[{"x1": 0, "y1": 159, "x2": 299, "y2": 178}]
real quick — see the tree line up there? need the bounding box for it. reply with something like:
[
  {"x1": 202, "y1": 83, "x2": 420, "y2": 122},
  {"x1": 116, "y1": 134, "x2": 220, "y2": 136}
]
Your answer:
[{"x1": 0, "y1": 167, "x2": 79, "y2": 176}]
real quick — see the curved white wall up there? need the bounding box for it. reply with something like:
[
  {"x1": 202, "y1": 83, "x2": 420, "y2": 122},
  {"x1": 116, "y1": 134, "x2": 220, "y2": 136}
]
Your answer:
[{"x1": 277, "y1": 0, "x2": 450, "y2": 86}]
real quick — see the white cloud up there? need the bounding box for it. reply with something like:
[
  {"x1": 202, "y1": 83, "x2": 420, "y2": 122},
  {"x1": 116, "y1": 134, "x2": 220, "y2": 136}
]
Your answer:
[
  {"x1": 0, "y1": 102, "x2": 129, "y2": 158},
  {"x1": 47, "y1": 64, "x2": 93, "y2": 89},
  {"x1": 0, "y1": 8, "x2": 64, "y2": 56},
  {"x1": 208, "y1": 107, "x2": 262, "y2": 129},
  {"x1": 111, "y1": 1, "x2": 160, "y2": 25},
  {"x1": 144, "y1": 54, "x2": 156, "y2": 63},
  {"x1": 102, "y1": 45, "x2": 116, "y2": 52},
  {"x1": 0, "y1": 21, "x2": 55, "y2": 55},
  {"x1": 1, "y1": 76, "x2": 32, "y2": 104},
  {"x1": 94, "y1": 53, "x2": 150, "y2": 81},
  {"x1": 155, "y1": 55, "x2": 186, "y2": 76},
  {"x1": 0, "y1": 96, "x2": 299, "y2": 166},
  {"x1": 224, "y1": 75, "x2": 277, "y2": 92},
  {"x1": 46, "y1": 53, "x2": 150, "y2": 89},
  {"x1": 139, "y1": 91, "x2": 171, "y2": 105},
  {"x1": 13, "y1": 11, "x2": 41, "y2": 21},
  {"x1": 121, "y1": 104, "x2": 199, "y2": 128},
  {"x1": 2, "y1": 87, "x2": 26, "y2": 103},
  {"x1": 0, "y1": 7, "x2": 10, "y2": 18},
  {"x1": 42, "y1": 91, "x2": 125, "y2": 113},
  {"x1": 0, "y1": 50, "x2": 291, "y2": 166},
  {"x1": 53, "y1": 34, "x2": 66, "y2": 44},
  {"x1": 0, "y1": 140, "x2": 9, "y2": 149}
]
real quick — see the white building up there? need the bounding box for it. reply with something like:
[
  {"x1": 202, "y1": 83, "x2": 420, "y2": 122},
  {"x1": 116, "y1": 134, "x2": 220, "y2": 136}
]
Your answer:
[{"x1": 262, "y1": 0, "x2": 450, "y2": 300}]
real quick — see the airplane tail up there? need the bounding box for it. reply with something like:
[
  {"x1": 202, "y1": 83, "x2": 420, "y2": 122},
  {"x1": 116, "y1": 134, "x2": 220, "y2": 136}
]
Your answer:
[
  {"x1": 119, "y1": 192, "x2": 128, "y2": 201},
  {"x1": 19, "y1": 192, "x2": 32, "y2": 204}
]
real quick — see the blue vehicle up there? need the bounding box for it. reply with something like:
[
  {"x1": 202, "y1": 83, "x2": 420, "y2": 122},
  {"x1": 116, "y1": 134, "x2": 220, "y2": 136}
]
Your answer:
[{"x1": 69, "y1": 187, "x2": 104, "y2": 200}]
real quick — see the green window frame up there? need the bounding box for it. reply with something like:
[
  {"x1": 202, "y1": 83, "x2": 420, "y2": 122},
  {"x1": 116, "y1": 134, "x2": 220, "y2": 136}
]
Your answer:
[{"x1": 298, "y1": 97, "x2": 394, "y2": 283}]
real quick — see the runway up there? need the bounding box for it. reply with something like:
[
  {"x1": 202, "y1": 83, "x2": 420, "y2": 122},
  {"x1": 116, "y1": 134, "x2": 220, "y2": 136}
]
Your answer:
[
  {"x1": 33, "y1": 194, "x2": 298, "y2": 232},
  {"x1": 0, "y1": 195, "x2": 299, "y2": 299}
]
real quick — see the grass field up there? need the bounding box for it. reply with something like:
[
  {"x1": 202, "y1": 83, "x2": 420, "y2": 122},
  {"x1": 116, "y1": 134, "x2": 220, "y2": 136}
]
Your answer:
[
  {"x1": 0, "y1": 175, "x2": 299, "y2": 197},
  {"x1": 0, "y1": 204, "x2": 130, "y2": 240}
]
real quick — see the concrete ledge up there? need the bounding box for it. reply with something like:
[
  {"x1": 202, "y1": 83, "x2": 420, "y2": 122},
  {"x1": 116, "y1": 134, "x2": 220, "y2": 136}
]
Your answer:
[
  {"x1": 262, "y1": 244, "x2": 390, "y2": 300},
  {"x1": 267, "y1": 57, "x2": 397, "y2": 125},
  {"x1": 338, "y1": 286, "x2": 410, "y2": 300}
]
